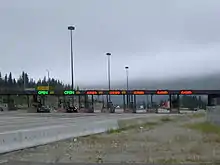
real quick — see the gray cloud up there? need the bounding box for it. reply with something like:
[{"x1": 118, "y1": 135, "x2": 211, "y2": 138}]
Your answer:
[{"x1": 1, "y1": 0, "x2": 220, "y2": 86}]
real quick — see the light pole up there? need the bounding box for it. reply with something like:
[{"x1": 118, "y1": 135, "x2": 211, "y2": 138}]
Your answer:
[
  {"x1": 106, "y1": 53, "x2": 111, "y2": 104},
  {"x1": 46, "y1": 69, "x2": 50, "y2": 90},
  {"x1": 68, "y1": 26, "x2": 75, "y2": 90},
  {"x1": 68, "y1": 26, "x2": 75, "y2": 106},
  {"x1": 125, "y1": 66, "x2": 129, "y2": 108}
]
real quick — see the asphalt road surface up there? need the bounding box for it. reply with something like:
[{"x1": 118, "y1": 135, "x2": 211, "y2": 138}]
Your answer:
[
  {"x1": 0, "y1": 111, "x2": 163, "y2": 133},
  {"x1": 0, "y1": 108, "x2": 199, "y2": 133}
]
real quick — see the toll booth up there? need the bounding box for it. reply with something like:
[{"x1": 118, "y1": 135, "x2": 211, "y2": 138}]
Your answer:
[
  {"x1": 169, "y1": 95, "x2": 180, "y2": 113},
  {"x1": 58, "y1": 96, "x2": 70, "y2": 109},
  {"x1": 100, "y1": 101, "x2": 116, "y2": 113},
  {"x1": 101, "y1": 102, "x2": 110, "y2": 113},
  {"x1": 108, "y1": 102, "x2": 115, "y2": 113},
  {"x1": 206, "y1": 94, "x2": 220, "y2": 125},
  {"x1": 124, "y1": 95, "x2": 137, "y2": 113},
  {"x1": 8, "y1": 98, "x2": 16, "y2": 110},
  {"x1": 129, "y1": 102, "x2": 136, "y2": 113},
  {"x1": 26, "y1": 94, "x2": 39, "y2": 113},
  {"x1": 77, "y1": 95, "x2": 94, "y2": 113},
  {"x1": 0, "y1": 95, "x2": 16, "y2": 111}
]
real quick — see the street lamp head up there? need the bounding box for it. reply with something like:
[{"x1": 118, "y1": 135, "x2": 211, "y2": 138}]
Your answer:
[
  {"x1": 125, "y1": 66, "x2": 129, "y2": 69},
  {"x1": 68, "y1": 26, "x2": 75, "y2": 30},
  {"x1": 106, "y1": 53, "x2": 111, "y2": 56}
]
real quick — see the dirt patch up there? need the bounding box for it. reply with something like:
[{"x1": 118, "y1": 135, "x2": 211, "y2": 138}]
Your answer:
[
  {"x1": 188, "y1": 112, "x2": 206, "y2": 119},
  {"x1": 1, "y1": 113, "x2": 220, "y2": 164},
  {"x1": 107, "y1": 121, "x2": 159, "y2": 134},
  {"x1": 184, "y1": 121, "x2": 220, "y2": 144}
]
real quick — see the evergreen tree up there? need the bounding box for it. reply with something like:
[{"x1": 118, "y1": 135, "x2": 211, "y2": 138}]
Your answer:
[
  {"x1": 4, "y1": 74, "x2": 8, "y2": 89},
  {"x1": 17, "y1": 75, "x2": 24, "y2": 89},
  {"x1": 12, "y1": 78, "x2": 16, "y2": 87},
  {"x1": 24, "y1": 73, "x2": 29, "y2": 88},
  {"x1": 42, "y1": 76, "x2": 47, "y2": 86},
  {"x1": 8, "y1": 72, "x2": 13, "y2": 87},
  {"x1": 0, "y1": 72, "x2": 3, "y2": 88}
]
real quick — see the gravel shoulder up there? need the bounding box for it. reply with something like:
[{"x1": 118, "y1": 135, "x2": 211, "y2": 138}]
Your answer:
[{"x1": 1, "y1": 112, "x2": 220, "y2": 164}]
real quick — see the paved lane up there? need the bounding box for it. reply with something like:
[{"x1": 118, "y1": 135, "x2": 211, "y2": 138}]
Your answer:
[
  {"x1": 0, "y1": 112, "x2": 165, "y2": 133},
  {"x1": 0, "y1": 109, "x2": 200, "y2": 133}
]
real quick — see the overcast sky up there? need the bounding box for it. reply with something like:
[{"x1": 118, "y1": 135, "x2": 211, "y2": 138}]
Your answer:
[{"x1": 1, "y1": 0, "x2": 220, "y2": 87}]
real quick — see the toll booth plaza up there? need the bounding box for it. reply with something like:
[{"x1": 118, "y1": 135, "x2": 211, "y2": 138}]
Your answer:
[{"x1": 0, "y1": 89, "x2": 220, "y2": 113}]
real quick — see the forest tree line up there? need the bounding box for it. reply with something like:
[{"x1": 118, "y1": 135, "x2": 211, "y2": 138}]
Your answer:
[{"x1": 0, "y1": 71, "x2": 72, "y2": 90}]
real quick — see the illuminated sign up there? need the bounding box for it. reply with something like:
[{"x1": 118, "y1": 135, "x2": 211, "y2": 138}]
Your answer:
[
  {"x1": 98, "y1": 91, "x2": 104, "y2": 95},
  {"x1": 37, "y1": 86, "x2": 49, "y2": 91},
  {"x1": 156, "y1": 90, "x2": 169, "y2": 95},
  {"x1": 121, "y1": 90, "x2": 126, "y2": 95},
  {"x1": 49, "y1": 91, "x2": 54, "y2": 95},
  {"x1": 133, "y1": 90, "x2": 145, "y2": 95},
  {"x1": 109, "y1": 91, "x2": 121, "y2": 95},
  {"x1": 76, "y1": 91, "x2": 80, "y2": 94},
  {"x1": 63, "y1": 90, "x2": 75, "y2": 95},
  {"x1": 38, "y1": 90, "x2": 49, "y2": 95},
  {"x1": 180, "y1": 90, "x2": 193, "y2": 95},
  {"x1": 86, "y1": 91, "x2": 97, "y2": 95}
]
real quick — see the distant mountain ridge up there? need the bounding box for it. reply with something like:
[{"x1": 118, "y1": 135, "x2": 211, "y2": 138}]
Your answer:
[
  {"x1": 129, "y1": 74, "x2": 220, "y2": 90},
  {"x1": 82, "y1": 73, "x2": 220, "y2": 90}
]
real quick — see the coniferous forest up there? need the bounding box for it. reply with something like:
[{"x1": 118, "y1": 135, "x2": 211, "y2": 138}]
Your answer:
[
  {"x1": 0, "y1": 71, "x2": 79, "y2": 108},
  {"x1": 0, "y1": 71, "x2": 71, "y2": 91}
]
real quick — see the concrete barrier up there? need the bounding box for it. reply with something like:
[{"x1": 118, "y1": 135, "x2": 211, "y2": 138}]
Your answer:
[
  {"x1": 0, "y1": 120, "x2": 119, "y2": 154},
  {"x1": 207, "y1": 106, "x2": 220, "y2": 125},
  {"x1": 0, "y1": 114, "x2": 175, "y2": 154}
]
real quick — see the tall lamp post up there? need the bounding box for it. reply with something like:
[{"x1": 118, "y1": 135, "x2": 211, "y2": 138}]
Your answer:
[
  {"x1": 106, "y1": 53, "x2": 111, "y2": 106},
  {"x1": 125, "y1": 66, "x2": 129, "y2": 108},
  {"x1": 68, "y1": 26, "x2": 75, "y2": 106},
  {"x1": 46, "y1": 69, "x2": 50, "y2": 90},
  {"x1": 68, "y1": 26, "x2": 75, "y2": 90}
]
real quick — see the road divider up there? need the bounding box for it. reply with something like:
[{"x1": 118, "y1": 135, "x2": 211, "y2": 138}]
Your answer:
[
  {"x1": 0, "y1": 114, "x2": 182, "y2": 154},
  {"x1": 0, "y1": 119, "x2": 119, "y2": 154}
]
